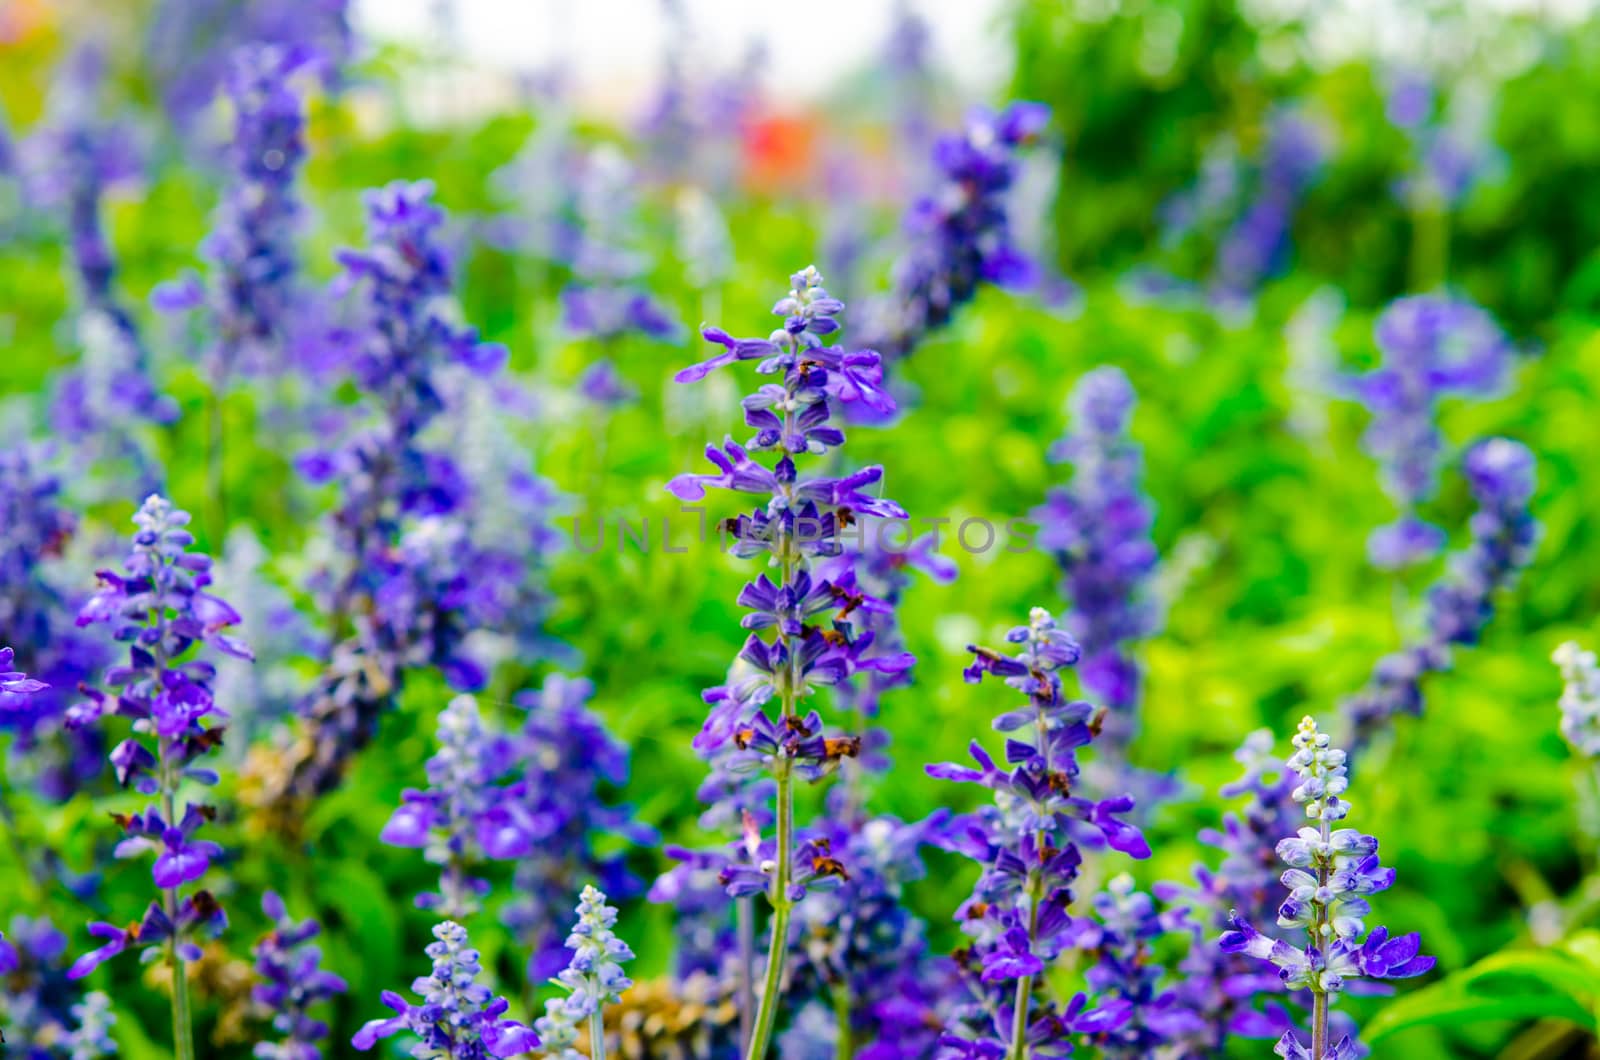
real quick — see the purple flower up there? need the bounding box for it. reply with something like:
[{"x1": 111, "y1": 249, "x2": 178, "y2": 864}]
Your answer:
[
  {"x1": 859, "y1": 102, "x2": 1051, "y2": 365},
  {"x1": 0, "y1": 647, "x2": 45, "y2": 695},
  {"x1": 0, "y1": 917, "x2": 117, "y2": 1055},
  {"x1": 502, "y1": 675, "x2": 654, "y2": 982},
  {"x1": 1343, "y1": 438, "x2": 1538, "y2": 753},
  {"x1": 668, "y1": 265, "x2": 914, "y2": 1052},
  {"x1": 379, "y1": 694, "x2": 525, "y2": 917},
  {"x1": 1339, "y1": 296, "x2": 1512, "y2": 569},
  {"x1": 561, "y1": 146, "x2": 682, "y2": 344},
  {"x1": 146, "y1": 0, "x2": 350, "y2": 132},
  {"x1": 1222, "y1": 718, "x2": 1434, "y2": 1054},
  {"x1": 253, "y1": 891, "x2": 347, "y2": 1060},
  {"x1": 927, "y1": 608, "x2": 1147, "y2": 1055},
  {"x1": 66, "y1": 495, "x2": 248, "y2": 977},
  {"x1": 1033, "y1": 366, "x2": 1159, "y2": 736},
  {"x1": 352, "y1": 921, "x2": 538, "y2": 1058},
  {"x1": 156, "y1": 43, "x2": 316, "y2": 385},
  {"x1": 254, "y1": 181, "x2": 515, "y2": 808}
]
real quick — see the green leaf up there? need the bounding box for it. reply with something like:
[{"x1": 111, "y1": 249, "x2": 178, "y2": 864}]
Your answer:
[
  {"x1": 1366, "y1": 949, "x2": 1600, "y2": 1044},
  {"x1": 1366, "y1": 989, "x2": 1596, "y2": 1043},
  {"x1": 1456, "y1": 949, "x2": 1600, "y2": 1002}
]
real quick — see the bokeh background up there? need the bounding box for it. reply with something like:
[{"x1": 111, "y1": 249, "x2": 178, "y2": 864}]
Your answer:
[{"x1": 4, "y1": 0, "x2": 1600, "y2": 1057}]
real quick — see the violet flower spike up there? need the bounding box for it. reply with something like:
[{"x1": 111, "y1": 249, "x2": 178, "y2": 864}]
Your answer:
[
  {"x1": 1338, "y1": 295, "x2": 1512, "y2": 570},
  {"x1": 551, "y1": 886, "x2": 634, "y2": 1060},
  {"x1": 859, "y1": 101, "x2": 1051, "y2": 367},
  {"x1": 668, "y1": 265, "x2": 910, "y2": 1060},
  {"x1": 1342, "y1": 437, "x2": 1538, "y2": 754},
  {"x1": 1219, "y1": 717, "x2": 1434, "y2": 1059},
  {"x1": 64, "y1": 495, "x2": 251, "y2": 1060},
  {"x1": 252, "y1": 179, "x2": 512, "y2": 810},
  {"x1": 351, "y1": 920, "x2": 537, "y2": 1057},
  {"x1": 253, "y1": 890, "x2": 348, "y2": 1060},
  {"x1": 1033, "y1": 366, "x2": 1159, "y2": 733},
  {"x1": 927, "y1": 607, "x2": 1147, "y2": 1060}
]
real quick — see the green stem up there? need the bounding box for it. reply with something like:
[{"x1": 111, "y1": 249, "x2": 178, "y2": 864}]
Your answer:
[
  {"x1": 745, "y1": 758, "x2": 794, "y2": 1060},
  {"x1": 1006, "y1": 885, "x2": 1042, "y2": 1060},
  {"x1": 160, "y1": 734, "x2": 196, "y2": 1060},
  {"x1": 1309, "y1": 814, "x2": 1333, "y2": 1060},
  {"x1": 832, "y1": 981, "x2": 853, "y2": 1060},
  {"x1": 1408, "y1": 198, "x2": 1449, "y2": 292},
  {"x1": 589, "y1": 1006, "x2": 607, "y2": 1060}
]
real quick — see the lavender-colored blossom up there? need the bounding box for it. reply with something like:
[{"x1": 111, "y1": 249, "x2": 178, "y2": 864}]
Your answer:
[
  {"x1": 256, "y1": 180, "x2": 511, "y2": 807},
  {"x1": 1343, "y1": 438, "x2": 1538, "y2": 753},
  {"x1": 0, "y1": 917, "x2": 118, "y2": 1059},
  {"x1": 1385, "y1": 69, "x2": 1499, "y2": 209},
  {"x1": 926, "y1": 608, "x2": 1146, "y2": 1057},
  {"x1": 146, "y1": 0, "x2": 350, "y2": 132},
  {"x1": 23, "y1": 46, "x2": 176, "y2": 466},
  {"x1": 64, "y1": 495, "x2": 251, "y2": 984},
  {"x1": 1221, "y1": 717, "x2": 1434, "y2": 1059},
  {"x1": 351, "y1": 921, "x2": 537, "y2": 1057},
  {"x1": 1149, "y1": 113, "x2": 1323, "y2": 317},
  {"x1": 380, "y1": 695, "x2": 524, "y2": 917},
  {"x1": 252, "y1": 891, "x2": 347, "y2": 1060},
  {"x1": 1554, "y1": 642, "x2": 1600, "y2": 759},
  {"x1": 155, "y1": 44, "x2": 315, "y2": 384},
  {"x1": 553, "y1": 886, "x2": 635, "y2": 1040},
  {"x1": 1033, "y1": 367, "x2": 1159, "y2": 725},
  {"x1": 636, "y1": 0, "x2": 760, "y2": 192},
  {"x1": 504, "y1": 675, "x2": 652, "y2": 982},
  {"x1": 1209, "y1": 111, "x2": 1325, "y2": 313},
  {"x1": 860, "y1": 102, "x2": 1050, "y2": 365},
  {"x1": 1071, "y1": 875, "x2": 1205, "y2": 1057},
  {"x1": 668, "y1": 266, "x2": 913, "y2": 1056},
  {"x1": 561, "y1": 146, "x2": 682, "y2": 344},
  {"x1": 1339, "y1": 295, "x2": 1511, "y2": 569},
  {"x1": 0, "y1": 647, "x2": 43, "y2": 695},
  {"x1": 578, "y1": 360, "x2": 640, "y2": 410},
  {"x1": 1158, "y1": 731, "x2": 1306, "y2": 1052}
]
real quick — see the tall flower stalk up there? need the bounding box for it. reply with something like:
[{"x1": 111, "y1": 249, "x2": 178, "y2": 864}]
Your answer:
[
  {"x1": 246, "y1": 180, "x2": 510, "y2": 814},
  {"x1": 860, "y1": 103, "x2": 1050, "y2": 367},
  {"x1": 542, "y1": 886, "x2": 635, "y2": 1060},
  {"x1": 1221, "y1": 717, "x2": 1434, "y2": 1058},
  {"x1": 1033, "y1": 366, "x2": 1159, "y2": 747},
  {"x1": 1342, "y1": 438, "x2": 1538, "y2": 754},
  {"x1": 927, "y1": 608, "x2": 1149, "y2": 1058},
  {"x1": 352, "y1": 921, "x2": 537, "y2": 1057},
  {"x1": 63, "y1": 496, "x2": 252, "y2": 1060},
  {"x1": 668, "y1": 265, "x2": 907, "y2": 1059},
  {"x1": 252, "y1": 890, "x2": 348, "y2": 1059},
  {"x1": 1337, "y1": 296, "x2": 1511, "y2": 570}
]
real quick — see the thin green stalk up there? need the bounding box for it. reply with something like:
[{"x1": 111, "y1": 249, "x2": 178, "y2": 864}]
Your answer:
[
  {"x1": 745, "y1": 757, "x2": 794, "y2": 1060},
  {"x1": 159, "y1": 733, "x2": 196, "y2": 1060},
  {"x1": 743, "y1": 381, "x2": 808, "y2": 1060},
  {"x1": 1309, "y1": 814, "x2": 1333, "y2": 1060},
  {"x1": 1408, "y1": 199, "x2": 1449, "y2": 292},
  {"x1": 833, "y1": 981, "x2": 853, "y2": 1060},
  {"x1": 1006, "y1": 885, "x2": 1041, "y2": 1060},
  {"x1": 589, "y1": 1007, "x2": 607, "y2": 1060}
]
